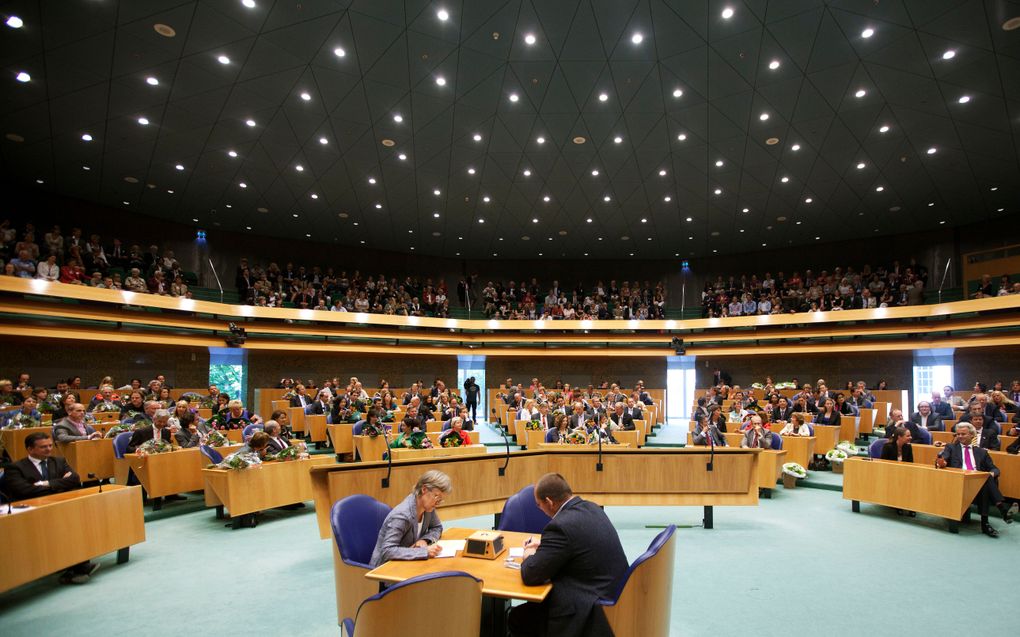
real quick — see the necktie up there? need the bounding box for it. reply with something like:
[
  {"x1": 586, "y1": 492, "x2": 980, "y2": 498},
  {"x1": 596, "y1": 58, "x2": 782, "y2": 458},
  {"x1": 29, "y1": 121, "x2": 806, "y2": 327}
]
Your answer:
[
  {"x1": 39, "y1": 460, "x2": 49, "y2": 479},
  {"x1": 752, "y1": 432, "x2": 759, "y2": 448},
  {"x1": 964, "y1": 447, "x2": 974, "y2": 470}
]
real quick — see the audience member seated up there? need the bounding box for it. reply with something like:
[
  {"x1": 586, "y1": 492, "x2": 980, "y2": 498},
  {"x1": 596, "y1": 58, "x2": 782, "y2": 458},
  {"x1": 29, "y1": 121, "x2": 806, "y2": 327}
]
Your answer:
[
  {"x1": 880, "y1": 425, "x2": 914, "y2": 462},
  {"x1": 692, "y1": 416, "x2": 726, "y2": 446},
  {"x1": 929, "y1": 392, "x2": 954, "y2": 420},
  {"x1": 935, "y1": 423, "x2": 1013, "y2": 537},
  {"x1": 126, "y1": 409, "x2": 176, "y2": 453},
  {"x1": 53, "y1": 403, "x2": 102, "y2": 443},
  {"x1": 779, "y1": 413, "x2": 811, "y2": 436},
  {"x1": 369, "y1": 470, "x2": 450, "y2": 567},
  {"x1": 909, "y1": 401, "x2": 944, "y2": 432},
  {"x1": 813, "y1": 398, "x2": 842, "y2": 427},
  {"x1": 264, "y1": 420, "x2": 289, "y2": 453},
  {"x1": 228, "y1": 430, "x2": 271, "y2": 460},
  {"x1": 477, "y1": 277, "x2": 666, "y2": 320},
  {"x1": 212, "y1": 400, "x2": 255, "y2": 429},
  {"x1": 439, "y1": 417, "x2": 471, "y2": 446},
  {"x1": 608, "y1": 402, "x2": 635, "y2": 431},
  {"x1": 740, "y1": 415, "x2": 773, "y2": 449},
  {"x1": 545, "y1": 414, "x2": 571, "y2": 443}
]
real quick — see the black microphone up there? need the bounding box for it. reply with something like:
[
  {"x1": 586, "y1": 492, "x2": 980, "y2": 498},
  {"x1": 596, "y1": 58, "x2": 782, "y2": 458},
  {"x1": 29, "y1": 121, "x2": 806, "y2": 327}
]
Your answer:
[
  {"x1": 596, "y1": 425, "x2": 604, "y2": 472},
  {"x1": 381, "y1": 428, "x2": 393, "y2": 489},
  {"x1": 88, "y1": 473, "x2": 102, "y2": 493},
  {"x1": 0, "y1": 484, "x2": 17, "y2": 514},
  {"x1": 706, "y1": 426, "x2": 715, "y2": 472},
  {"x1": 496, "y1": 423, "x2": 511, "y2": 477}
]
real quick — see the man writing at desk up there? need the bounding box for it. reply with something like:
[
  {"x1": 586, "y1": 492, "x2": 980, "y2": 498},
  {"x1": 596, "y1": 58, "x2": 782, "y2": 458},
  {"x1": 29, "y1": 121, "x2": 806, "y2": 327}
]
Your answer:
[
  {"x1": 509, "y1": 473, "x2": 628, "y2": 637},
  {"x1": 1, "y1": 432, "x2": 100, "y2": 584},
  {"x1": 935, "y1": 423, "x2": 1013, "y2": 537}
]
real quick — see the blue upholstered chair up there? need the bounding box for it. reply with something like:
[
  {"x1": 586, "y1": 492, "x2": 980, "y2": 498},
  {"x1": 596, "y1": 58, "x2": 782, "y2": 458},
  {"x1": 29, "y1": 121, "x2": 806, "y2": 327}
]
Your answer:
[
  {"x1": 770, "y1": 432, "x2": 783, "y2": 450},
  {"x1": 597, "y1": 525, "x2": 677, "y2": 637},
  {"x1": 330, "y1": 495, "x2": 392, "y2": 630},
  {"x1": 914, "y1": 428, "x2": 932, "y2": 445},
  {"x1": 113, "y1": 431, "x2": 133, "y2": 459},
  {"x1": 496, "y1": 485, "x2": 551, "y2": 534},
  {"x1": 868, "y1": 438, "x2": 887, "y2": 458},
  {"x1": 342, "y1": 571, "x2": 482, "y2": 637},
  {"x1": 200, "y1": 445, "x2": 223, "y2": 464},
  {"x1": 241, "y1": 423, "x2": 263, "y2": 441}
]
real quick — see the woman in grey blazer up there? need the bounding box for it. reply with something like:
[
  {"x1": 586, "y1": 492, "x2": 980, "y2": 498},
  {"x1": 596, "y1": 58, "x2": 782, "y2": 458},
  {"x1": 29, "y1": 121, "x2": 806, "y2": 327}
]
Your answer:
[{"x1": 369, "y1": 470, "x2": 452, "y2": 567}]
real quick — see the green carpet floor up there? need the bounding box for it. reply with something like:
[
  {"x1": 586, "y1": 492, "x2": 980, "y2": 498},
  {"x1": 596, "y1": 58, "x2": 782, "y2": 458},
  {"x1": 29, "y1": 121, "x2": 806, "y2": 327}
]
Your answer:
[{"x1": 2, "y1": 429, "x2": 1017, "y2": 636}]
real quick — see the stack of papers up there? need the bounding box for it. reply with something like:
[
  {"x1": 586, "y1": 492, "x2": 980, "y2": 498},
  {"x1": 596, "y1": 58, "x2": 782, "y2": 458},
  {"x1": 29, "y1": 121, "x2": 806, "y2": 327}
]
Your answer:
[{"x1": 435, "y1": 539, "x2": 466, "y2": 558}]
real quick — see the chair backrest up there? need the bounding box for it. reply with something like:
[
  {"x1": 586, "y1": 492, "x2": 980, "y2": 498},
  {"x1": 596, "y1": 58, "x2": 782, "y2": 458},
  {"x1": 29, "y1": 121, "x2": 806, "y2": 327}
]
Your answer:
[
  {"x1": 200, "y1": 445, "x2": 223, "y2": 464},
  {"x1": 113, "y1": 431, "x2": 133, "y2": 459},
  {"x1": 868, "y1": 438, "x2": 887, "y2": 458},
  {"x1": 770, "y1": 433, "x2": 783, "y2": 450},
  {"x1": 496, "y1": 485, "x2": 552, "y2": 534},
  {"x1": 344, "y1": 571, "x2": 482, "y2": 637},
  {"x1": 915, "y1": 428, "x2": 932, "y2": 445},
  {"x1": 331, "y1": 495, "x2": 392, "y2": 567},
  {"x1": 304, "y1": 404, "x2": 316, "y2": 415},
  {"x1": 242, "y1": 423, "x2": 263, "y2": 440},
  {"x1": 807, "y1": 424, "x2": 815, "y2": 435},
  {"x1": 598, "y1": 525, "x2": 677, "y2": 637}
]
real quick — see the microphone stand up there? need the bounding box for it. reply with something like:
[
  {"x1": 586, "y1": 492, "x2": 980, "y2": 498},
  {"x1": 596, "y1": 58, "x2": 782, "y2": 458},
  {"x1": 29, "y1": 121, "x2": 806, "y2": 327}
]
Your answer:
[
  {"x1": 0, "y1": 485, "x2": 15, "y2": 514},
  {"x1": 381, "y1": 428, "x2": 392, "y2": 489},
  {"x1": 706, "y1": 426, "x2": 715, "y2": 472},
  {"x1": 496, "y1": 423, "x2": 511, "y2": 477},
  {"x1": 88, "y1": 473, "x2": 103, "y2": 493},
  {"x1": 596, "y1": 426, "x2": 604, "y2": 472}
]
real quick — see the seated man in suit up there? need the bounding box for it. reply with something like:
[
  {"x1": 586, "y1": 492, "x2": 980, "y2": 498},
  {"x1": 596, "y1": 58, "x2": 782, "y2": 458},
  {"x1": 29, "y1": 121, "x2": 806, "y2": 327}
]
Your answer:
[
  {"x1": 53, "y1": 402, "x2": 102, "y2": 443},
  {"x1": 692, "y1": 415, "x2": 727, "y2": 446},
  {"x1": 608, "y1": 402, "x2": 634, "y2": 431},
  {"x1": 1, "y1": 432, "x2": 99, "y2": 583},
  {"x1": 509, "y1": 473, "x2": 628, "y2": 637},
  {"x1": 740, "y1": 415, "x2": 773, "y2": 449},
  {"x1": 126, "y1": 409, "x2": 175, "y2": 453},
  {"x1": 585, "y1": 396, "x2": 607, "y2": 423},
  {"x1": 87, "y1": 385, "x2": 120, "y2": 413},
  {"x1": 623, "y1": 398, "x2": 643, "y2": 422},
  {"x1": 289, "y1": 384, "x2": 312, "y2": 409},
  {"x1": 936, "y1": 422, "x2": 1013, "y2": 537},
  {"x1": 969, "y1": 413, "x2": 1000, "y2": 450},
  {"x1": 929, "y1": 392, "x2": 954, "y2": 421},
  {"x1": 442, "y1": 406, "x2": 476, "y2": 432},
  {"x1": 309, "y1": 389, "x2": 332, "y2": 416},
  {"x1": 263, "y1": 420, "x2": 290, "y2": 453},
  {"x1": 909, "y1": 401, "x2": 944, "y2": 432},
  {"x1": 566, "y1": 402, "x2": 588, "y2": 430}
]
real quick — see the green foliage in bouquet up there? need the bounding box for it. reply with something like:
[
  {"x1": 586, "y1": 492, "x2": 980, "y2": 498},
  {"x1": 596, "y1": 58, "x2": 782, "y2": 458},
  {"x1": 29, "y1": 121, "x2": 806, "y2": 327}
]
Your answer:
[
  {"x1": 219, "y1": 451, "x2": 262, "y2": 470},
  {"x1": 566, "y1": 430, "x2": 587, "y2": 445},
  {"x1": 362, "y1": 422, "x2": 386, "y2": 438},
  {"x1": 381, "y1": 410, "x2": 395, "y2": 423},
  {"x1": 782, "y1": 462, "x2": 807, "y2": 478},
  {"x1": 104, "y1": 423, "x2": 134, "y2": 438},
  {"x1": 267, "y1": 445, "x2": 303, "y2": 461},
  {"x1": 525, "y1": 420, "x2": 543, "y2": 431},
  {"x1": 440, "y1": 431, "x2": 463, "y2": 447},
  {"x1": 205, "y1": 429, "x2": 230, "y2": 447},
  {"x1": 407, "y1": 430, "x2": 434, "y2": 449},
  {"x1": 136, "y1": 438, "x2": 173, "y2": 456}
]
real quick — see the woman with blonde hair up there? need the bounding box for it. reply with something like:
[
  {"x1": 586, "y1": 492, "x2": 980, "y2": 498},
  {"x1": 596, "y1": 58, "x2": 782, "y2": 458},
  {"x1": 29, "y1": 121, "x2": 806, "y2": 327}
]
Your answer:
[{"x1": 369, "y1": 470, "x2": 452, "y2": 566}]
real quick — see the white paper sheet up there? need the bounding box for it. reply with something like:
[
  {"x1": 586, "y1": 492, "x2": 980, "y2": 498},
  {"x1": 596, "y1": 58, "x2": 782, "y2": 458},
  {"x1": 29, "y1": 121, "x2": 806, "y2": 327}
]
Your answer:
[
  {"x1": 435, "y1": 539, "x2": 466, "y2": 558},
  {"x1": 508, "y1": 547, "x2": 524, "y2": 558}
]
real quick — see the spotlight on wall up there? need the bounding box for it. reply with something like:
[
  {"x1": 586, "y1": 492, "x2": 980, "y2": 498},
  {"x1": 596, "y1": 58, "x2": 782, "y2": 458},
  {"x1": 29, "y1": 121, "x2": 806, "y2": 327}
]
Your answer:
[
  {"x1": 671, "y1": 337, "x2": 686, "y2": 356},
  {"x1": 225, "y1": 322, "x2": 247, "y2": 347}
]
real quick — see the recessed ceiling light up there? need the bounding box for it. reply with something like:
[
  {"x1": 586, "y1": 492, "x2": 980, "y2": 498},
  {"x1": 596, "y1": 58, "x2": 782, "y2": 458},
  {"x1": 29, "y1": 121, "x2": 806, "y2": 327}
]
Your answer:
[
  {"x1": 472, "y1": 133, "x2": 482, "y2": 141},
  {"x1": 239, "y1": 182, "x2": 247, "y2": 188},
  {"x1": 295, "y1": 164, "x2": 304, "y2": 172},
  {"x1": 942, "y1": 49, "x2": 956, "y2": 60},
  {"x1": 658, "y1": 169, "x2": 667, "y2": 176},
  {"x1": 242, "y1": 0, "x2": 256, "y2": 8},
  {"x1": 433, "y1": 212, "x2": 440, "y2": 218},
  {"x1": 16, "y1": 71, "x2": 31, "y2": 83},
  {"x1": 175, "y1": 164, "x2": 184, "y2": 171},
  {"x1": 300, "y1": 92, "x2": 311, "y2": 101},
  {"x1": 375, "y1": 203, "x2": 382, "y2": 209},
  {"x1": 533, "y1": 218, "x2": 540, "y2": 223},
  {"x1": 245, "y1": 119, "x2": 256, "y2": 127},
  {"x1": 483, "y1": 196, "x2": 491, "y2": 203},
  {"x1": 781, "y1": 176, "x2": 789, "y2": 183},
  {"x1": 145, "y1": 76, "x2": 159, "y2": 86},
  {"x1": 228, "y1": 150, "x2": 238, "y2": 157},
  {"x1": 759, "y1": 112, "x2": 769, "y2": 121},
  {"x1": 598, "y1": 92, "x2": 608, "y2": 102},
  {"x1": 433, "y1": 189, "x2": 441, "y2": 196},
  {"x1": 334, "y1": 47, "x2": 346, "y2": 58},
  {"x1": 310, "y1": 193, "x2": 318, "y2": 199},
  {"x1": 523, "y1": 169, "x2": 531, "y2": 176},
  {"x1": 722, "y1": 7, "x2": 735, "y2": 19},
  {"x1": 509, "y1": 93, "x2": 519, "y2": 102},
  {"x1": 398, "y1": 153, "x2": 407, "y2": 160},
  {"x1": 603, "y1": 195, "x2": 611, "y2": 202},
  {"x1": 664, "y1": 196, "x2": 672, "y2": 202},
  {"x1": 292, "y1": 213, "x2": 299, "y2": 218},
  {"x1": 958, "y1": 95, "x2": 970, "y2": 104},
  {"x1": 524, "y1": 33, "x2": 537, "y2": 45},
  {"x1": 122, "y1": 201, "x2": 130, "y2": 206},
  {"x1": 768, "y1": 60, "x2": 780, "y2": 70},
  {"x1": 81, "y1": 133, "x2": 93, "y2": 142},
  {"x1": 713, "y1": 188, "x2": 722, "y2": 195},
  {"x1": 368, "y1": 177, "x2": 376, "y2": 184},
  {"x1": 586, "y1": 218, "x2": 593, "y2": 223},
  {"x1": 672, "y1": 88, "x2": 683, "y2": 98},
  {"x1": 536, "y1": 136, "x2": 545, "y2": 144},
  {"x1": 478, "y1": 218, "x2": 485, "y2": 223},
  {"x1": 435, "y1": 76, "x2": 446, "y2": 86},
  {"x1": 861, "y1": 28, "x2": 874, "y2": 38},
  {"x1": 82, "y1": 166, "x2": 90, "y2": 171},
  {"x1": 926, "y1": 147, "x2": 937, "y2": 155},
  {"x1": 677, "y1": 133, "x2": 687, "y2": 141},
  {"x1": 929, "y1": 202, "x2": 935, "y2": 206},
  {"x1": 854, "y1": 89, "x2": 866, "y2": 98},
  {"x1": 631, "y1": 33, "x2": 643, "y2": 44},
  {"x1": 991, "y1": 186, "x2": 998, "y2": 191},
  {"x1": 804, "y1": 197, "x2": 813, "y2": 203},
  {"x1": 217, "y1": 55, "x2": 231, "y2": 65},
  {"x1": 1004, "y1": 17, "x2": 1020, "y2": 30},
  {"x1": 715, "y1": 159, "x2": 724, "y2": 167},
  {"x1": 393, "y1": 114, "x2": 403, "y2": 123},
  {"x1": 742, "y1": 208, "x2": 749, "y2": 213},
  {"x1": 998, "y1": 207, "x2": 1005, "y2": 212},
  {"x1": 613, "y1": 136, "x2": 623, "y2": 144},
  {"x1": 879, "y1": 125, "x2": 890, "y2": 133},
  {"x1": 875, "y1": 185, "x2": 884, "y2": 192},
  {"x1": 467, "y1": 167, "x2": 476, "y2": 175},
  {"x1": 543, "y1": 195, "x2": 551, "y2": 202},
  {"x1": 791, "y1": 144, "x2": 801, "y2": 151},
  {"x1": 6, "y1": 16, "x2": 24, "y2": 28},
  {"x1": 437, "y1": 9, "x2": 449, "y2": 21},
  {"x1": 640, "y1": 218, "x2": 647, "y2": 223},
  {"x1": 686, "y1": 217, "x2": 693, "y2": 222},
  {"x1": 137, "y1": 117, "x2": 150, "y2": 125},
  {"x1": 591, "y1": 169, "x2": 599, "y2": 176},
  {"x1": 319, "y1": 137, "x2": 328, "y2": 145},
  {"x1": 856, "y1": 162, "x2": 865, "y2": 169}
]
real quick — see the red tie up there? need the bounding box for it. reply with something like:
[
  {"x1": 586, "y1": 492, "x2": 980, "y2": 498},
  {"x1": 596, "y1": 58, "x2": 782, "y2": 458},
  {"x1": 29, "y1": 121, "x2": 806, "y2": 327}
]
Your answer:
[
  {"x1": 752, "y1": 432, "x2": 759, "y2": 448},
  {"x1": 964, "y1": 447, "x2": 974, "y2": 470}
]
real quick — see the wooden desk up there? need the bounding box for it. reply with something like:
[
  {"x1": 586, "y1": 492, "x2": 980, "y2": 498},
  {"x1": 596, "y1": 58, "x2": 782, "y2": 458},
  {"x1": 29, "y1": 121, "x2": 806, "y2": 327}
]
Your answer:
[
  {"x1": 92, "y1": 422, "x2": 123, "y2": 436},
  {"x1": 390, "y1": 445, "x2": 487, "y2": 460},
  {"x1": 757, "y1": 449, "x2": 787, "y2": 493},
  {"x1": 353, "y1": 435, "x2": 389, "y2": 462},
  {"x1": 366, "y1": 527, "x2": 550, "y2": 637},
  {"x1": 715, "y1": 432, "x2": 814, "y2": 468},
  {"x1": 58, "y1": 438, "x2": 115, "y2": 480},
  {"x1": 0, "y1": 485, "x2": 145, "y2": 593},
  {"x1": 203, "y1": 456, "x2": 333, "y2": 523},
  {"x1": 306, "y1": 414, "x2": 328, "y2": 443},
  {"x1": 930, "y1": 430, "x2": 1017, "y2": 450},
  {"x1": 311, "y1": 447, "x2": 760, "y2": 540},
  {"x1": 911, "y1": 444, "x2": 1020, "y2": 499},
  {"x1": 425, "y1": 431, "x2": 481, "y2": 448},
  {"x1": 114, "y1": 445, "x2": 243, "y2": 500},
  {"x1": 812, "y1": 425, "x2": 840, "y2": 455},
  {"x1": 326, "y1": 423, "x2": 354, "y2": 455},
  {"x1": 1, "y1": 426, "x2": 52, "y2": 461},
  {"x1": 842, "y1": 457, "x2": 990, "y2": 531},
  {"x1": 91, "y1": 411, "x2": 121, "y2": 423}
]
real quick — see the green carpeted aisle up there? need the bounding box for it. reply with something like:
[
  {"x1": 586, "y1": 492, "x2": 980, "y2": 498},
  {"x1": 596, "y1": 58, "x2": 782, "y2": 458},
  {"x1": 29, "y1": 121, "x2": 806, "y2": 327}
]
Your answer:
[{"x1": 2, "y1": 428, "x2": 1016, "y2": 636}]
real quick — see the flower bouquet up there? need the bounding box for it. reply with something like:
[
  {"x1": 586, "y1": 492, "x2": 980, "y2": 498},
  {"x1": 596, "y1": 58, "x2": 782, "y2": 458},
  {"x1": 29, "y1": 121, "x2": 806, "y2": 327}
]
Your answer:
[
  {"x1": 218, "y1": 451, "x2": 263, "y2": 470},
  {"x1": 526, "y1": 419, "x2": 543, "y2": 431},
  {"x1": 104, "y1": 422, "x2": 134, "y2": 438},
  {"x1": 836, "y1": 441, "x2": 856, "y2": 455},
  {"x1": 179, "y1": 392, "x2": 204, "y2": 404},
  {"x1": 205, "y1": 429, "x2": 230, "y2": 447},
  {"x1": 362, "y1": 422, "x2": 386, "y2": 438},
  {"x1": 825, "y1": 448, "x2": 850, "y2": 473},
  {"x1": 775, "y1": 381, "x2": 797, "y2": 390},
  {"x1": 381, "y1": 410, "x2": 395, "y2": 423},
  {"x1": 4, "y1": 413, "x2": 41, "y2": 429},
  {"x1": 781, "y1": 462, "x2": 807, "y2": 488},
  {"x1": 566, "y1": 430, "x2": 587, "y2": 445},
  {"x1": 136, "y1": 438, "x2": 173, "y2": 457},
  {"x1": 208, "y1": 412, "x2": 251, "y2": 431},
  {"x1": 267, "y1": 442, "x2": 307, "y2": 461},
  {"x1": 407, "y1": 430, "x2": 434, "y2": 449},
  {"x1": 35, "y1": 400, "x2": 54, "y2": 414},
  {"x1": 439, "y1": 430, "x2": 463, "y2": 447}
]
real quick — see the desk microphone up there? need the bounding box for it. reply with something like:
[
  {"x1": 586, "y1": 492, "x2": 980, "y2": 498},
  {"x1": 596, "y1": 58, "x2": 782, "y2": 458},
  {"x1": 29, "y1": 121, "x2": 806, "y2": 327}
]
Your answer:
[
  {"x1": 596, "y1": 426, "x2": 604, "y2": 472},
  {"x1": 495, "y1": 423, "x2": 511, "y2": 477},
  {"x1": 381, "y1": 429, "x2": 392, "y2": 489},
  {"x1": 88, "y1": 473, "x2": 102, "y2": 493},
  {"x1": 706, "y1": 427, "x2": 715, "y2": 472},
  {"x1": 0, "y1": 484, "x2": 15, "y2": 514}
]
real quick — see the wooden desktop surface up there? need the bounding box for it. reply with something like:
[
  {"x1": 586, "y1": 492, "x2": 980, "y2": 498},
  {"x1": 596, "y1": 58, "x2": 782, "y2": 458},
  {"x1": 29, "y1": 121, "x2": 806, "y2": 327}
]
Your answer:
[
  {"x1": 114, "y1": 445, "x2": 243, "y2": 498},
  {"x1": 0, "y1": 485, "x2": 145, "y2": 593},
  {"x1": 910, "y1": 443, "x2": 1020, "y2": 499},
  {"x1": 366, "y1": 528, "x2": 552, "y2": 602},
  {"x1": 842, "y1": 457, "x2": 989, "y2": 520},
  {"x1": 310, "y1": 447, "x2": 759, "y2": 539},
  {"x1": 202, "y1": 455, "x2": 334, "y2": 517}
]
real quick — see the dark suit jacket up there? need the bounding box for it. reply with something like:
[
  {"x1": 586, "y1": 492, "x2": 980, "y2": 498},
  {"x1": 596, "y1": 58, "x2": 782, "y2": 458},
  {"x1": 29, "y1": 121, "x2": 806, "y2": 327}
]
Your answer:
[
  {"x1": 880, "y1": 441, "x2": 913, "y2": 462},
  {"x1": 520, "y1": 497, "x2": 629, "y2": 637},
  {"x1": 977, "y1": 426, "x2": 1001, "y2": 451},
  {"x1": 770, "y1": 406, "x2": 794, "y2": 423},
  {"x1": 3, "y1": 456, "x2": 81, "y2": 500},
  {"x1": 938, "y1": 442, "x2": 999, "y2": 476},
  {"x1": 909, "y1": 412, "x2": 944, "y2": 432},
  {"x1": 931, "y1": 401, "x2": 954, "y2": 420},
  {"x1": 567, "y1": 413, "x2": 588, "y2": 430},
  {"x1": 126, "y1": 425, "x2": 173, "y2": 453},
  {"x1": 309, "y1": 400, "x2": 330, "y2": 415},
  {"x1": 266, "y1": 436, "x2": 290, "y2": 453},
  {"x1": 609, "y1": 412, "x2": 634, "y2": 430},
  {"x1": 623, "y1": 407, "x2": 643, "y2": 421},
  {"x1": 290, "y1": 394, "x2": 311, "y2": 408}
]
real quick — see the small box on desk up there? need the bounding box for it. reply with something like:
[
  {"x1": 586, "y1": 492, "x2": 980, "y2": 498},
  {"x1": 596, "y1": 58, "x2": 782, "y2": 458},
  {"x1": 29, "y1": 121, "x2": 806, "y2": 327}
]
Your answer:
[{"x1": 463, "y1": 530, "x2": 505, "y2": 560}]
